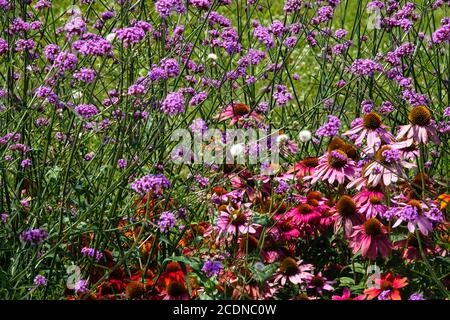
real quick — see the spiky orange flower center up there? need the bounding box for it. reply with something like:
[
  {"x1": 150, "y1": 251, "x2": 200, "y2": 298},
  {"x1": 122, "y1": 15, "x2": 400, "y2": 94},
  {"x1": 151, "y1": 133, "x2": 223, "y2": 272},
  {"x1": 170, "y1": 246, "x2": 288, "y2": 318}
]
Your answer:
[
  {"x1": 408, "y1": 106, "x2": 431, "y2": 126},
  {"x1": 279, "y1": 257, "x2": 299, "y2": 276},
  {"x1": 364, "y1": 218, "x2": 382, "y2": 236},
  {"x1": 297, "y1": 203, "x2": 313, "y2": 214},
  {"x1": 342, "y1": 143, "x2": 358, "y2": 160},
  {"x1": 336, "y1": 195, "x2": 357, "y2": 217},
  {"x1": 167, "y1": 281, "x2": 187, "y2": 297},
  {"x1": 232, "y1": 103, "x2": 250, "y2": 116},
  {"x1": 303, "y1": 157, "x2": 319, "y2": 168},
  {"x1": 363, "y1": 112, "x2": 382, "y2": 130},
  {"x1": 126, "y1": 281, "x2": 146, "y2": 299},
  {"x1": 307, "y1": 198, "x2": 320, "y2": 207},
  {"x1": 165, "y1": 262, "x2": 182, "y2": 272},
  {"x1": 407, "y1": 200, "x2": 422, "y2": 212},
  {"x1": 231, "y1": 212, "x2": 247, "y2": 226},
  {"x1": 307, "y1": 191, "x2": 322, "y2": 201},
  {"x1": 369, "y1": 196, "x2": 382, "y2": 205},
  {"x1": 327, "y1": 137, "x2": 347, "y2": 152}
]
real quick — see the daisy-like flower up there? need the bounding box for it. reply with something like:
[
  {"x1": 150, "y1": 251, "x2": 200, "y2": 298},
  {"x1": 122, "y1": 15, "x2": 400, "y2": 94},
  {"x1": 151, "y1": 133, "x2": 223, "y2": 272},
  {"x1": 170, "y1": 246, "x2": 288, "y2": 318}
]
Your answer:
[
  {"x1": 396, "y1": 105, "x2": 440, "y2": 145},
  {"x1": 359, "y1": 194, "x2": 388, "y2": 218},
  {"x1": 343, "y1": 112, "x2": 394, "y2": 154},
  {"x1": 216, "y1": 102, "x2": 262, "y2": 126},
  {"x1": 273, "y1": 214, "x2": 302, "y2": 241},
  {"x1": 306, "y1": 272, "x2": 334, "y2": 295},
  {"x1": 353, "y1": 186, "x2": 384, "y2": 207},
  {"x1": 363, "y1": 146, "x2": 415, "y2": 187},
  {"x1": 287, "y1": 156, "x2": 319, "y2": 179},
  {"x1": 308, "y1": 150, "x2": 357, "y2": 185},
  {"x1": 364, "y1": 272, "x2": 408, "y2": 300},
  {"x1": 392, "y1": 199, "x2": 444, "y2": 236},
  {"x1": 273, "y1": 257, "x2": 313, "y2": 286},
  {"x1": 349, "y1": 218, "x2": 392, "y2": 260},
  {"x1": 161, "y1": 281, "x2": 190, "y2": 300},
  {"x1": 333, "y1": 195, "x2": 365, "y2": 237},
  {"x1": 287, "y1": 202, "x2": 322, "y2": 225},
  {"x1": 216, "y1": 206, "x2": 257, "y2": 236},
  {"x1": 332, "y1": 287, "x2": 365, "y2": 300}
]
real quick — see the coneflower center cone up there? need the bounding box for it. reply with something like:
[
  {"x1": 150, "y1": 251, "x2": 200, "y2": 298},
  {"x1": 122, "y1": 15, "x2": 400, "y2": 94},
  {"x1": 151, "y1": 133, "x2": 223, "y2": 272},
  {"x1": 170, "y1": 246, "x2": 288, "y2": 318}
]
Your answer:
[
  {"x1": 364, "y1": 218, "x2": 382, "y2": 236},
  {"x1": 279, "y1": 257, "x2": 299, "y2": 276},
  {"x1": 303, "y1": 157, "x2": 319, "y2": 168},
  {"x1": 408, "y1": 106, "x2": 431, "y2": 126},
  {"x1": 336, "y1": 196, "x2": 357, "y2": 217},
  {"x1": 167, "y1": 281, "x2": 187, "y2": 297},
  {"x1": 363, "y1": 112, "x2": 382, "y2": 130},
  {"x1": 232, "y1": 103, "x2": 250, "y2": 116}
]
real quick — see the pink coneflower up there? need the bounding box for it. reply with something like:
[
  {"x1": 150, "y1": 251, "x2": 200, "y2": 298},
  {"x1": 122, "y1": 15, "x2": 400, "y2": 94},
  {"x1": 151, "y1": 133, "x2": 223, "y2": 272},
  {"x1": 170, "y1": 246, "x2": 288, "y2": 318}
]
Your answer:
[
  {"x1": 306, "y1": 272, "x2": 334, "y2": 295},
  {"x1": 359, "y1": 195, "x2": 388, "y2": 218},
  {"x1": 343, "y1": 112, "x2": 394, "y2": 154},
  {"x1": 363, "y1": 146, "x2": 415, "y2": 186},
  {"x1": 217, "y1": 206, "x2": 257, "y2": 236},
  {"x1": 396, "y1": 106, "x2": 440, "y2": 145},
  {"x1": 353, "y1": 187, "x2": 384, "y2": 207},
  {"x1": 287, "y1": 203, "x2": 322, "y2": 225},
  {"x1": 349, "y1": 218, "x2": 392, "y2": 260},
  {"x1": 364, "y1": 272, "x2": 408, "y2": 300},
  {"x1": 333, "y1": 195, "x2": 365, "y2": 237},
  {"x1": 319, "y1": 209, "x2": 336, "y2": 230},
  {"x1": 287, "y1": 157, "x2": 320, "y2": 179},
  {"x1": 216, "y1": 102, "x2": 262, "y2": 126},
  {"x1": 273, "y1": 215, "x2": 301, "y2": 241},
  {"x1": 332, "y1": 287, "x2": 365, "y2": 300},
  {"x1": 273, "y1": 257, "x2": 313, "y2": 286},
  {"x1": 308, "y1": 150, "x2": 357, "y2": 185}
]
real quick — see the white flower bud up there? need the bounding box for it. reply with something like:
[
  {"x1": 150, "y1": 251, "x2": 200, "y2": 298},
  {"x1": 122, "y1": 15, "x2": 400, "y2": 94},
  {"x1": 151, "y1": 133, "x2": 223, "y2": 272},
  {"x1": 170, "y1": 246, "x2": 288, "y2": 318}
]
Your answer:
[
  {"x1": 207, "y1": 53, "x2": 218, "y2": 61},
  {"x1": 106, "y1": 33, "x2": 116, "y2": 43},
  {"x1": 298, "y1": 130, "x2": 312, "y2": 142}
]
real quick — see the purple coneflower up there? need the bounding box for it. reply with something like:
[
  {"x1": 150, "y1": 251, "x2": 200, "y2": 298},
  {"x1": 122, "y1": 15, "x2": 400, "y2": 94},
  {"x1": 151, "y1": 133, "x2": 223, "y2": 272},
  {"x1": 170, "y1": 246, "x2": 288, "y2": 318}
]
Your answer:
[
  {"x1": 273, "y1": 257, "x2": 313, "y2": 286},
  {"x1": 396, "y1": 106, "x2": 440, "y2": 145}
]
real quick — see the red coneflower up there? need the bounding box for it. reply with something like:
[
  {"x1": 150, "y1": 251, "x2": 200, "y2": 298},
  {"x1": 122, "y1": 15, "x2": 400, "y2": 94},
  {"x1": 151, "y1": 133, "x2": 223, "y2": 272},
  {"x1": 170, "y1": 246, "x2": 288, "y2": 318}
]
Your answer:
[
  {"x1": 364, "y1": 272, "x2": 408, "y2": 300},
  {"x1": 343, "y1": 112, "x2": 394, "y2": 153},
  {"x1": 161, "y1": 281, "x2": 190, "y2": 300}
]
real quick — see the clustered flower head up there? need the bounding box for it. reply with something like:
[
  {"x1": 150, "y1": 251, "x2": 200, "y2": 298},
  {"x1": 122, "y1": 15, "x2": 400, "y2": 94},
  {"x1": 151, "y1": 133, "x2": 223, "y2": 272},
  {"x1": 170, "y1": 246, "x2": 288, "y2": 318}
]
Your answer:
[
  {"x1": 131, "y1": 174, "x2": 171, "y2": 196},
  {"x1": 21, "y1": 228, "x2": 48, "y2": 246}
]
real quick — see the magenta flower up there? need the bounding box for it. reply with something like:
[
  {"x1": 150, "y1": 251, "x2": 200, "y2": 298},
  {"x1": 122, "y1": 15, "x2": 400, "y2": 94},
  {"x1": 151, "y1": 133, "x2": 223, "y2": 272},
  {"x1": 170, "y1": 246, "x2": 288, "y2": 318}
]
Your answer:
[{"x1": 349, "y1": 218, "x2": 392, "y2": 260}]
